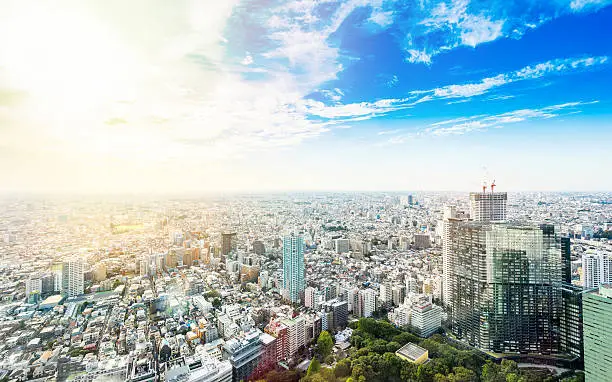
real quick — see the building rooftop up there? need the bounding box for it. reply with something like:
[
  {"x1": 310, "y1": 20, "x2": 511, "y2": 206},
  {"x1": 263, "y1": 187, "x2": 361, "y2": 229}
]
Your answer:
[{"x1": 395, "y1": 343, "x2": 428, "y2": 363}]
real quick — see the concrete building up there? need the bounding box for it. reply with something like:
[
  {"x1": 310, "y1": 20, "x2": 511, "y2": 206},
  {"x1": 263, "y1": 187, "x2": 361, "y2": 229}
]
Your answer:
[
  {"x1": 582, "y1": 252, "x2": 612, "y2": 288},
  {"x1": 222, "y1": 329, "x2": 262, "y2": 382},
  {"x1": 62, "y1": 259, "x2": 85, "y2": 297},
  {"x1": 410, "y1": 300, "x2": 442, "y2": 338},
  {"x1": 469, "y1": 190, "x2": 507, "y2": 222}
]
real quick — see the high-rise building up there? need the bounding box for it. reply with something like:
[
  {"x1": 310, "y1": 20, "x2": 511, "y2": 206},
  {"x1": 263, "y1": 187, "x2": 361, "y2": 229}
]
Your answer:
[
  {"x1": 442, "y1": 205, "x2": 460, "y2": 306},
  {"x1": 62, "y1": 260, "x2": 85, "y2": 297},
  {"x1": 583, "y1": 284, "x2": 612, "y2": 381},
  {"x1": 469, "y1": 191, "x2": 507, "y2": 222},
  {"x1": 447, "y1": 222, "x2": 562, "y2": 354},
  {"x1": 582, "y1": 252, "x2": 612, "y2": 288},
  {"x1": 282, "y1": 234, "x2": 305, "y2": 304},
  {"x1": 221, "y1": 232, "x2": 237, "y2": 258},
  {"x1": 358, "y1": 288, "x2": 378, "y2": 318},
  {"x1": 559, "y1": 283, "x2": 585, "y2": 363}
]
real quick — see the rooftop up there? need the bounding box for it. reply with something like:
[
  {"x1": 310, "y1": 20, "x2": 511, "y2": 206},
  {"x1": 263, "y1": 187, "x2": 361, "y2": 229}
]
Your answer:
[{"x1": 396, "y1": 343, "x2": 428, "y2": 362}]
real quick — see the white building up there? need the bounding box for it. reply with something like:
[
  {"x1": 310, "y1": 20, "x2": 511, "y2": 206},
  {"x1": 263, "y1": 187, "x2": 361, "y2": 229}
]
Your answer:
[
  {"x1": 283, "y1": 316, "x2": 305, "y2": 357},
  {"x1": 62, "y1": 260, "x2": 85, "y2": 297},
  {"x1": 359, "y1": 288, "x2": 378, "y2": 318},
  {"x1": 411, "y1": 300, "x2": 442, "y2": 338},
  {"x1": 469, "y1": 191, "x2": 507, "y2": 222},
  {"x1": 25, "y1": 276, "x2": 43, "y2": 297},
  {"x1": 583, "y1": 252, "x2": 612, "y2": 288}
]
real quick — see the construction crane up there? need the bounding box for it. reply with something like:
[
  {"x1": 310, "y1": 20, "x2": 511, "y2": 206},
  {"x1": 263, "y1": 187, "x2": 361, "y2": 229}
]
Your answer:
[{"x1": 490, "y1": 180, "x2": 496, "y2": 193}]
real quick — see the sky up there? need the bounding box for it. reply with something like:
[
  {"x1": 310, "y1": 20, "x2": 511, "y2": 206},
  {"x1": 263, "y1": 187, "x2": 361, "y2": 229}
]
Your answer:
[{"x1": 0, "y1": 0, "x2": 611, "y2": 194}]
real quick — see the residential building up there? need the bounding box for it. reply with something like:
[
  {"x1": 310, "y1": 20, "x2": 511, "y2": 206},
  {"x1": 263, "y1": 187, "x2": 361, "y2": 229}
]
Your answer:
[{"x1": 282, "y1": 234, "x2": 305, "y2": 304}]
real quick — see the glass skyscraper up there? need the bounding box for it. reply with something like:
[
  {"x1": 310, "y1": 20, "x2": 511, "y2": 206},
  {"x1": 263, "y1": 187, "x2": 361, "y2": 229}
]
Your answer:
[
  {"x1": 448, "y1": 222, "x2": 563, "y2": 354},
  {"x1": 282, "y1": 234, "x2": 305, "y2": 304},
  {"x1": 583, "y1": 284, "x2": 612, "y2": 381}
]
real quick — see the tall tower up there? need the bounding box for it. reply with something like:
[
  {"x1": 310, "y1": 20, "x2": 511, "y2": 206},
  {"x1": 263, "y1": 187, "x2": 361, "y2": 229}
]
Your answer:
[
  {"x1": 442, "y1": 205, "x2": 458, "y2": 306},
  {"x1": 282, "y1": 234, "x2": 305, "y2": 304},
  {"x1": 447, "y1": 222, "x2": 563, "y2": 354},
  {"x1": 61, "y1": 259, "x2": 84, "y2": 297},
  {"x1": 582, "y1": 252, "x2": 612, "y2": 288},
  {"x1": 469, "y1": 188, "x2": 507, "y2": 222}
]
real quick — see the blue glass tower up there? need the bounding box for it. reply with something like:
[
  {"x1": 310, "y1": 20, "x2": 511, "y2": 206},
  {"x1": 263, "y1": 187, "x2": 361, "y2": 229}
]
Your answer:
[{"x1": 283, "y1": 234, "x2": 305, "y2": 304}]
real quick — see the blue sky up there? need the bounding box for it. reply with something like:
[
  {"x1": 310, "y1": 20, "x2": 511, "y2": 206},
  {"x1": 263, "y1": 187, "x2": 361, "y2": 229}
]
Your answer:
[{"x1": 0, "y1": 0, "x2": 611, "y2": 193}]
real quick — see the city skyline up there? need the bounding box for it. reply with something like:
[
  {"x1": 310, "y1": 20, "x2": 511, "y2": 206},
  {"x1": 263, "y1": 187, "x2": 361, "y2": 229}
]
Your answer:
[{"x1": 1, "y1": 1, "x2": 611, "y2": 194}]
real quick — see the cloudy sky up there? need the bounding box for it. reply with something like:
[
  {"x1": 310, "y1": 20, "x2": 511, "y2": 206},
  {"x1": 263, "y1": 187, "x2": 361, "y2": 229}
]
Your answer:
[{"x1": 0, "y1": 0, "x2": 611, "y2": 194}]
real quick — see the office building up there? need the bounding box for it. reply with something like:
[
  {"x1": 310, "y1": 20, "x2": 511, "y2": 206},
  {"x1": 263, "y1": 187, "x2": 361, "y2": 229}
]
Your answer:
[
  {"x1": 411, "y1": 300, "x2": 442, "y2": 338},
  {"x1": 469, "y1": 190, "x2": 507, "y2": 222},
  {"x1": 559, "y1": 283, "x2": 585, "y2": 363},
  {"x1": 282, "y1": 234, "x2": 305, "y2": 304},
  {"x1": 448, "y1": 222, "x2": 562, "y2": 354},
  {"x1": 221, "y1": 232, "x2": 237, "y2": 258},
  {"x1": 582, "y1": 252, "x2": 612, "y2": 288},
  {"x1": 583, "y1": 284, "x2": 612, "y2": 381}
]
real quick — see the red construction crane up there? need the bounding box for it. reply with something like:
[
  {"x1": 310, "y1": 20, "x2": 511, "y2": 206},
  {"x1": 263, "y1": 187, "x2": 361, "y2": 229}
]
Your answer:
[{"x1": 491, "y1": 180, "x2": 496, "y2": 193}]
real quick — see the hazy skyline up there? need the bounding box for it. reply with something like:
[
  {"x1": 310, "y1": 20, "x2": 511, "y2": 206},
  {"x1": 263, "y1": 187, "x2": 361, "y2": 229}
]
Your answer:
[{"x1": 1, "y1": 0, "x2": 611, "y2": 194}]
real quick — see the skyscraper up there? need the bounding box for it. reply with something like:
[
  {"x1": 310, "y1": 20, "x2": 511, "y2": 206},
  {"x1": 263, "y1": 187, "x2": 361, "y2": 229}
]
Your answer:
[
  {"x1": 442, "y1": 205, "x2": 460, "y2": 305},
  {"x1": 61, "y1": 259, "x2": 85, "y2": 297},
  {"x1": 582, "y1": 252, "x2": 612, "y2": 288},
  {"x1": 583, "y1": 284, "x2": 612, "y2": 381},
  {"x1": 282, "y1": 234, "x2": 305, "y2": 304},
  {"x1": 221, "y1": 232, "x2": 237, "y2": 258},
  {"x1": 469, "y1": 191, "x2": 507, "y2": 222},
  {"x1": 448, "y1": 222, "x2": 563, "y2": 354}
]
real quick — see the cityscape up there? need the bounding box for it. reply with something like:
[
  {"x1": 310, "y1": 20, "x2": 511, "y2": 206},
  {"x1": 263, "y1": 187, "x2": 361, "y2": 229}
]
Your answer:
[
  {"x1": 1, "y1": 1, "x2": 611, "y2": 382},
  {"x1": 0, "y1": 189, "x2": 610, "y2": 381}
]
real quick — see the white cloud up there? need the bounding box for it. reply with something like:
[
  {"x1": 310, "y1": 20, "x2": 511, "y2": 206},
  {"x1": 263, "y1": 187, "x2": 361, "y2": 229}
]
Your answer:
[
  {"x1": 407, "y1": 49, "x2": 432, "y2": 64},
  {"x1": 459, "y1": 15, "x2": 504, "y2": 47},
  {"x1": 369, "y1": 10, "x2": 395, "y2": 27},
  {"x1": 570, "y1": 0, "x2": 610, "y2": 11},
  {"x1": 433, "y1": 74, "x2": 508, "y2": 98},
  {"x1": 427, "y1": 101, "x2": 598, "y2": 136}
]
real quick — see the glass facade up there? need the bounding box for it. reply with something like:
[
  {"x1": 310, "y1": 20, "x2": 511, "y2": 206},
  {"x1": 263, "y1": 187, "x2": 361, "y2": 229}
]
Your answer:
[
  {"x1": 583, "y1": 285, "x2": 612, "y2": 381},
  {"x1": 282, "y1": 234, "x2": 305, "y2": 304},
  {"x1": 449, "y1": 222, "x2": 563, "y2": 354}
]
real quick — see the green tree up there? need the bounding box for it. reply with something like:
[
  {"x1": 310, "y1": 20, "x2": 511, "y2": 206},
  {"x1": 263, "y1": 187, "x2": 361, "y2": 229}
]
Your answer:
[
  {"x1": 317, "y1": 331, "x2": 334, "y2": 359},
  {"x1": 334, "y1": 359, "x2": 352, "y2": 378},
  {"x1": 386, "y1": 341, "x2": 401, "y2": 353},
  {"x1": 212, "y1": 297, "x2": 222, "y2": 309},
  {"x1": 452, "y1": 366, "x2": 477, "y2": 382},
  {"x1": 306, "y1": 358, "x2": 321, "y2": 377}
]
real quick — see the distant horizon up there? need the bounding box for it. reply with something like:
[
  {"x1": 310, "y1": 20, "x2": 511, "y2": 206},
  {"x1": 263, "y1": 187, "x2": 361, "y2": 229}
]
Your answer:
[{"x1": 1, "y1": 188, "x2": 611, "y2": 198}]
